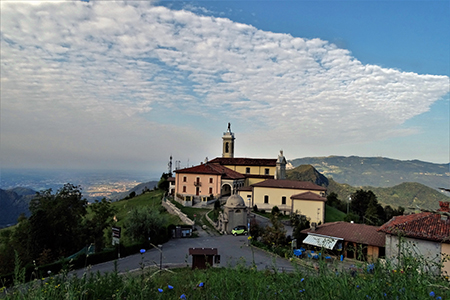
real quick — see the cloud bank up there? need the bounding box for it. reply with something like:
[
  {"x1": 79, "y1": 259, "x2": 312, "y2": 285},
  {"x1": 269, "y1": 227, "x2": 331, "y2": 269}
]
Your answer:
[{"x1": 1, "y1": 1, "x2": 448, "y2": 170}]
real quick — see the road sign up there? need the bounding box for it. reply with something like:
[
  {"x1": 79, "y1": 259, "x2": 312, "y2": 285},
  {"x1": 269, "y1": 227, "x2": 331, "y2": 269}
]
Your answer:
[{"x1": 112, "y1": 226, "x2": 121, "y2": 238}]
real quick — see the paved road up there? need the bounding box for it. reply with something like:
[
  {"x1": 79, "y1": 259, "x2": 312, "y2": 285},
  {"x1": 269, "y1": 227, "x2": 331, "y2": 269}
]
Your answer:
[{"x1": 73, "y1": 233, "x2": 303, "y2": 278}]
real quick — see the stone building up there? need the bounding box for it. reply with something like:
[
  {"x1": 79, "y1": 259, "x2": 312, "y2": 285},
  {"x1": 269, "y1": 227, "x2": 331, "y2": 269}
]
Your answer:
[{"x1": 217, "y1": 194, "x2": 248, "y2": 234}]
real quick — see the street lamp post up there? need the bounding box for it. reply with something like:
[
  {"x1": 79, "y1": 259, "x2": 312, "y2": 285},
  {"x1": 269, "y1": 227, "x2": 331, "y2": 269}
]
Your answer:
[{"x1": 347, "y1": 196, "x2": 352, "y2": 215}]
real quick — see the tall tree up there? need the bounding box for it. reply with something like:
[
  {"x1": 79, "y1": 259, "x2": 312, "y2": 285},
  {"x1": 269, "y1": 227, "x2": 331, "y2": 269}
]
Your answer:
[
  {"x1": 262, "y1": 212, "x2": 286, "y2": 246},
  {"x1": 290, "y1": 211, "x2": 310, "y2": 243},
  {"x1": 125, "y1": 207, "x2": 168, "y2": 244},
  {"x1": 28, "y1": 184, "x2": 87, "y2": 264},
  {"x1": 350, "y1": 189, "x2": 377, "y2": 221},
  {"x1": 157, "y1": 172, "x2": 172, "y2": 193},
  {"x1": 83, "y1": 198, "x2": 117, "y2": 253}
]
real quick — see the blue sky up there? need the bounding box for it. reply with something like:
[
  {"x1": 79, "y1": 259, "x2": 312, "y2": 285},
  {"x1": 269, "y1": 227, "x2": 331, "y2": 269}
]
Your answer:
[{"x1": 1, "y1": 0, "x2": 449, "y2": 175}]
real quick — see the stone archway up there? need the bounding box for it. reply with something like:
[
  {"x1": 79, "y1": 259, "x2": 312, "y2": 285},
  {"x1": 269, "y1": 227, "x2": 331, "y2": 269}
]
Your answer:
[{"x1": 221, "y1": 184, "x2": 232, "y2": 197}]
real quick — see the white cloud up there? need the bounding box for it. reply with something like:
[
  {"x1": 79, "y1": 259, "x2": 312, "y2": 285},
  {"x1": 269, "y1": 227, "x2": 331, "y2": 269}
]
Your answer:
[{"x1": 1, "y1": 1, "x2": 448, "y2": 170}]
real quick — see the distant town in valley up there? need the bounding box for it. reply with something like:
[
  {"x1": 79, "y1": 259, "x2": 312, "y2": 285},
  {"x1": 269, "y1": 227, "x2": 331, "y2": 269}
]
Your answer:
[{"x1": 0, "y1": 169, "x2": 155, "y2": 201}]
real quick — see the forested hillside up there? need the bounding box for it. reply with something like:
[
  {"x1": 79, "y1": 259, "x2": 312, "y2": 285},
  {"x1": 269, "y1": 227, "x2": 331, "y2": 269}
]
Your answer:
[
  {"x1": 0, "y1": 187, "x2": 35, "y2": 228},
  {"x1": 286, "y1": 165, "x2": 450, "y2": 210}
]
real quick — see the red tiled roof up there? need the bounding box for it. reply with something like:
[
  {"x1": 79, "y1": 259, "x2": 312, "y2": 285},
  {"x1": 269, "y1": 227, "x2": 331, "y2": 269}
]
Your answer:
[
  {"x1": 291, "y1": 191, "x2": 327, "y2": 202},
  {"x1": 237, "y1": 186, "x2": 252, "y2": 192},
  {"x1": 252, "y1": 179, "x2": 326, "y2": 191},
  {"x1": 175, "y1": 163, "x2": 245, "y2": 180},
  {"x1": 302, "y1": 222, "x2": 386, "y2": 247},
  {"x1": 209, "y1": 157, "x2": 276, "y2": 166},
  {"x1": 167, "y1": 177, "x2": 175, "y2": 182},
  {"x1": 378, "y1": 212, "x2": 450, "y2": 243},
  {"x1": 244, "y1": 174, "x2": 274, "y2": 179}
]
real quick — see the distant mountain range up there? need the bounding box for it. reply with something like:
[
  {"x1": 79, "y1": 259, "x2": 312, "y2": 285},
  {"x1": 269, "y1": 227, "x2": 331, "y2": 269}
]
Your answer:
[
  {"x1": 289, "y1": 156, "x2": 449, "y2": 190},
  {"x1": 286, "y1": 164, "x2": 450, "y2": 211},
  {"x1": 2, "y1": 156, "x2": 449, "y2": 228},
  {"x1": 0, "y1": 187, "x2": 35, "y2": 228}
]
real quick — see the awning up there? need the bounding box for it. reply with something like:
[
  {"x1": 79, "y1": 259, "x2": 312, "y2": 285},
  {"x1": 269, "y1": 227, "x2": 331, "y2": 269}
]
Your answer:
[{"x1": 302, "y1": 234, "x2": 341, "y2": 250}]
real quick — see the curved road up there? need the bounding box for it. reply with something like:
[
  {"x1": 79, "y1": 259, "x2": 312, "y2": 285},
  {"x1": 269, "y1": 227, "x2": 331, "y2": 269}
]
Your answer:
[{"x1": 73, "y1": 233, "x2": 303, "y2": 278}]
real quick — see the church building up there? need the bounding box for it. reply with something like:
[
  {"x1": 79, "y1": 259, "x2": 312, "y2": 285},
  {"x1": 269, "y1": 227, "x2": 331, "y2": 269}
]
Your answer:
[{"x1": 173, "y1": 123, "x2": 327, "y2": 223}]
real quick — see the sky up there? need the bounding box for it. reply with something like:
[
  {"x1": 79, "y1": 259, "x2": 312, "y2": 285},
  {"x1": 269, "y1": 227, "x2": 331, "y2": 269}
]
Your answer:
[{"x1": 1, "y1": 0, "x2": 449, "y2": 176}]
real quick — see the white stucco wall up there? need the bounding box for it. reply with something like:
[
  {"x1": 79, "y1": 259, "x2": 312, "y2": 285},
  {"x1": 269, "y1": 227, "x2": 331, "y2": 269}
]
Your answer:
[{"x1": 385, "y1": 234, "x2": 441, "y2": 274}]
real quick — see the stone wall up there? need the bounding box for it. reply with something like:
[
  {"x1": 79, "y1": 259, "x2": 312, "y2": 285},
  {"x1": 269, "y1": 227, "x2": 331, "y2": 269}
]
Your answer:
[{"x1": 162, "y1": 200, "x2": 194, "y2": 225}]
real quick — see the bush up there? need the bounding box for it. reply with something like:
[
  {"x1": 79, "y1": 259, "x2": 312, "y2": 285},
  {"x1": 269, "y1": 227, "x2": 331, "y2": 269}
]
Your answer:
[
  {"x1": 214, "y1": 200, "x2": 221, "y2": 210},
  {"x1": 271, "y1": 206, "x2": 280, "y2": 215},
  {"x1": 253, "y1": 205, "x2": 258, "y2": 213}
]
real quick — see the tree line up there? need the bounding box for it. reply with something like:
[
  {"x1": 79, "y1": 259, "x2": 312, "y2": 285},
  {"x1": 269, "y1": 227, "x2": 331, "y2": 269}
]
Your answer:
[
  {"x1": 0, "y1": 179, "x2": 171, "y2": 277},
  {"x1": 327, "y1": 189, "x2": 404, "y2": 225}
]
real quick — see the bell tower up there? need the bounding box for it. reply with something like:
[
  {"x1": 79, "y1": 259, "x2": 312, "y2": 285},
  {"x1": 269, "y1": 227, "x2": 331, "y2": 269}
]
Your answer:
[{"x1": 222, "y1": 122, "x2": 235, "y2": 158}]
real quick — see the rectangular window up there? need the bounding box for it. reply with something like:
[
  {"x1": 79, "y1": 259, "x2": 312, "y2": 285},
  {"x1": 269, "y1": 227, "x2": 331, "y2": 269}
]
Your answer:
[
  {"x1": 209, "y1": 187, "x2": 213, "y2": 194},
  {"x1": 209, "y1": 177, "x2": 213, "y2": 184},
  {"x1": 246, "y1": 167, "x2": 250, "y2": 174},
  {"x1": 265, "y1": 168, "x2": 270, "y2": 175},
  {"x1": 264, "y1": 195, "x2": 269, "y2": 204},
  {"x1": 183, "y1": 176, "x2": 187, "y2": 182},
  {"x1": 182, "y1": 186, "x2": 186, "y2": 193},
  {"x1": 282, "y1": 196, "x2": 286, "y2": 205}
]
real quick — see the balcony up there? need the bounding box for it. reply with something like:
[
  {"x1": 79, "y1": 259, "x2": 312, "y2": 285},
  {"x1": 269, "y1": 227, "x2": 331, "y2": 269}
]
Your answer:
[{"x1": 194, "y1": 181, "x2": 202, "y2": 187}]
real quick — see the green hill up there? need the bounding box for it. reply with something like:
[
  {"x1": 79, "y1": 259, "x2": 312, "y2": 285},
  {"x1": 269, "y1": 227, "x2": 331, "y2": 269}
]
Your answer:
[{"x1": 108, "y1": 190, "x2": 182, "y2": 244}]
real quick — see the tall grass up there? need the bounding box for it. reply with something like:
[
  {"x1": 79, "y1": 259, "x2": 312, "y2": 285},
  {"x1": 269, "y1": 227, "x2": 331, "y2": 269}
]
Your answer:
[{"x1": 3, "y1": 253, "x2": 449, "y2": 300}]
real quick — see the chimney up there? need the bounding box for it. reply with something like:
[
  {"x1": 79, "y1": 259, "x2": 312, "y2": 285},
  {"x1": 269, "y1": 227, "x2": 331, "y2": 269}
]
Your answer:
[
  {"x1": 311, "y1": 222, "x2": 317, "y2": 232},
  {"x1": 438, "y1": 201, "x2": 450, "y2": 212}
]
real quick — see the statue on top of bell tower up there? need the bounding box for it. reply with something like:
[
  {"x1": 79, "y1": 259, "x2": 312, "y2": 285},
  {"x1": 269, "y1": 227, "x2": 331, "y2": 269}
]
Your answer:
[{"x1": 222, "y1": 123, "x2": 235, "y2": 158}]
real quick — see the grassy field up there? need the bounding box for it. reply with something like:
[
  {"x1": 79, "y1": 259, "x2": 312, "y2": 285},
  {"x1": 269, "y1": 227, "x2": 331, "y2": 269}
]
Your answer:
[
  {"x1": 105, "y1": 190, "x2": 182, "y2": 245},
  {"x1": 3, "y1": 255, "x2": 449, "y2": 300},
  {"x1": 324, "y1": 205, "x2": 347, "y2": 222}
]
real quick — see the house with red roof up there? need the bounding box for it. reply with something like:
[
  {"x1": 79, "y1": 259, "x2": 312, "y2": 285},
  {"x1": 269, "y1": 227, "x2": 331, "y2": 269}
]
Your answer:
[
  {"x1": 301, "y1": 221, "x2": 386, "y2": 261},
  {"x1": 175, "y1": 162, "x2": 245, "y2": 203},
  {"x1": 378, "y1": 201, "x2": 450, "y2": 275}
]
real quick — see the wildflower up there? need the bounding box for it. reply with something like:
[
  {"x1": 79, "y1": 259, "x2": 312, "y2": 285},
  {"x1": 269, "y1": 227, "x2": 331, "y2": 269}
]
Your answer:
[
  {"x1": 168, "y1": 285, "x2": 174, "y2": 290},
  {"x1": 357, "y1": 285, "x2": 360, "y2": 289},
  {"x1": 140, "y1": 249, "x2": 146, "y2": 254},
  {"x1": 158, "y1": 288, "x2": 163, "y2": 293},
  {"x1": 299, "y1": 289, "x2": 305, "y2": 293},
  {"x1": 301, "y1": 278, "x2": 305, "y2": 282},
  {"x1": 198, "y1": 282, "x2": 204, "y2": 287},
  {"x1": 436, "y1": 297, "x2": 442, "y2": 300},
  {"x1": 248, "y1": 236, "x2": 252, "y2": 240},
  {"x1": 180, "y1": 294, "x2": 187, "y2": 299},
  {"x1": 430, "y1": 291, "x2": 435, "y2": 297}
]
